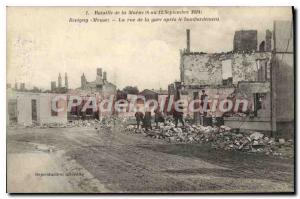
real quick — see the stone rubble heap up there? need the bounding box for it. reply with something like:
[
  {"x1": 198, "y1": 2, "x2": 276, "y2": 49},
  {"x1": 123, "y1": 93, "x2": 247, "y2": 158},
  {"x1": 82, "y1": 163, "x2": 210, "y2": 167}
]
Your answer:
[
  {"x1": 13, "y1": 117, "x2": 127, "y2": 129},
  {"x1": 38, "y1": 120, "x2": 102, "y2": 128},
  {"x1": 96, "y1": 117, "x2": 129, "y2": 130},
  {"x1": 123, "y1": 121, "x2": 293, "y2": 157},
  {"x1": 9, "y1": 116, "x2": 293, "y2": 157},
  {"x1": 9, "y1": 119, "x2": 98, "y2": 129}
]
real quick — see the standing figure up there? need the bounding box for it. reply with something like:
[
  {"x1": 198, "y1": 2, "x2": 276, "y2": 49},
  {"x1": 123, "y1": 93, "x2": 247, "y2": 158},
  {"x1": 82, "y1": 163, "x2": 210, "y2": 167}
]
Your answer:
[
  {"x1": 172, "y1": 103, "x2": 185, "y2": 128},
  {"x1": 135, "y1": 111, "x2": 144, "y2": 129},
  {"x1": 143, "y1": 111, "x2": 152, "y2": 131},
  {"x1": 154, "y1": 106, "x2": 165, "y2": 128},
  {"x1": 200, "y1": 89, "x2": 210, "y2": 116}
]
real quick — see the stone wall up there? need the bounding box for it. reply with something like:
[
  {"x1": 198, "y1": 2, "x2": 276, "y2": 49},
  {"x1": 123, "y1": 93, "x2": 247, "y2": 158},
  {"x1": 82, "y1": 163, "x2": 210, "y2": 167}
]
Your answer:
[
  {"x1": 236, "y1": 82, "x2": 271, "y2": 118},
  {"x1": 182, "y1": 86, "x2": 235, "y2": 117},
  {"x1": 15, "y1": 93, "x2": 68, "y2": 125},
  {"x1": 181, "y1": 52, "x2": 271, "y2": 86}
]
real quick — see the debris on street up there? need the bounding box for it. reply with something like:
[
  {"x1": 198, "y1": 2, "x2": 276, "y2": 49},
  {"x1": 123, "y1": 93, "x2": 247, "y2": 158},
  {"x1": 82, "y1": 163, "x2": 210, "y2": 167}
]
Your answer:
[
  {"x1": 8, "y1": 116, "x2": 129, "y2": 130},
  {"x1": 122, "y1": 121, "x2": 293, "y2": 158},
  {"x1": 8, "y1": 116, "x2": 293, "y2": 158}
]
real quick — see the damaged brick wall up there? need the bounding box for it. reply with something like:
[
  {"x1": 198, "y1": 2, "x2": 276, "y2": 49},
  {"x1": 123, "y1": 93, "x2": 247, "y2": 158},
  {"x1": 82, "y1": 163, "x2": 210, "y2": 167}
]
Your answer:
[
  {"x1": 236, "y1": 82, "x2": 271, "y2": 118},
  {"x1": 182, "y1": 52, "x2": 271, "y2": 86},
  {"x1": 183, "y1": 86, "x2": 235, "y2": 117},
  {"x1": 182, "y1": 53, "x2": 223, "y2": 85},
  {"x1": 233, "y1": 30, "x2": 258, "y2": 52}
]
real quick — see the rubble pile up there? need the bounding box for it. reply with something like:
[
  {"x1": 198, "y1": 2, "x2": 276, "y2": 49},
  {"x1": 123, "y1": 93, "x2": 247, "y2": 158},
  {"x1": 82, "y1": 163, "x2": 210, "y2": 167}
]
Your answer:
[
  {"x1": 35, "y1": 120, "x2": 102, "y2": 128},
  {"x1": 10, "y1": 116, "x2": 130, "y2": 129},
  {"x1": 66, "y1": 120, "x2": 101, "y2": 128},
  {"x1": 11, "y1": 120, "x2": 102, "y2": 129},
  {"x1": 124, "y1": 122, "x2": 293, "y2": 157},
  {"x1": 96, "y1": 117, "x2": 129, "y2": 130}
]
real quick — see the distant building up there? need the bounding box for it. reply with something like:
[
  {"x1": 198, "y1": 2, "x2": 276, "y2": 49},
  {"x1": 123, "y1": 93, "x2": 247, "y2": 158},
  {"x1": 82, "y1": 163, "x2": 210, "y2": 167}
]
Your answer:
[
  {"x1": 20, "y1": 83, "x2": 26, "y2": 91},
  {"x1": 139, "y1": 89, "x2": 159, "y2": 101},
  {"x1": 78, "y1": 68, "x2": 117, "y2": 98},
  {"x1": 139, "y1": 89, "x2": 169, "y2": 113},
  {"x1": 51, "y1": 73, "x2": 68, "y2": 93},
  {"x1": 64, "y1": 68, "x2": 117, "y2": 120}
]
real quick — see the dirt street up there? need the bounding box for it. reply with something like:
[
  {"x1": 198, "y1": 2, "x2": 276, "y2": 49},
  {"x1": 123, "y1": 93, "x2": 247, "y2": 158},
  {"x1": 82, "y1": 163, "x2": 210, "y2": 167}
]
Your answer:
[{"x1": 7, "y1": 126, "x2": 294, "y2": 193}]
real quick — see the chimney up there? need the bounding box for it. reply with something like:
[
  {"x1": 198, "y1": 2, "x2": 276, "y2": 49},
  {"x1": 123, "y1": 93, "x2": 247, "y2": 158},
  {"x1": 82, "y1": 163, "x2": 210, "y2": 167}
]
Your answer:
[
  {"x1": 97, "y1": 68, "x2": 102, "y2": 77},
  {"x1": 51, "y1": 81, "x2": 56, "y2": 91},
  {"x1": 81, "y1": 73, "x2": 86, "y2": 88},
  {"x1": 186, "y1": 29, "x2": 190, "y2": 53},
  {"x1": 265, "y1": 29, "x2": 272, "y2": 52},
  {"x1": 58, "y1": 73, "x2": 62, "y2": 88},
  {"x1": 103, "y1": 71, "x2": 107, "y2": 81},
  {"x1": 65, "y1": 72, "x2": 68, "y2": 89}
]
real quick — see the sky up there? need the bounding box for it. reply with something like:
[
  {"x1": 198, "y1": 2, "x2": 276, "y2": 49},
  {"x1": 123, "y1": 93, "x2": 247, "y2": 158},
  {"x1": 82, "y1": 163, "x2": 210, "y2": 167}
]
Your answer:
[{"x1": 7, "y1": 7, "x2": 292, "y2": 90}]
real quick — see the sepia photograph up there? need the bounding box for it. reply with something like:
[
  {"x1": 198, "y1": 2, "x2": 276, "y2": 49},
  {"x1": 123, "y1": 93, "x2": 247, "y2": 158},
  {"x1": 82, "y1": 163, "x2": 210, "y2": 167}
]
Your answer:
[{"x1": 6, "y1": 6, "x2": 295, "y2": 193}]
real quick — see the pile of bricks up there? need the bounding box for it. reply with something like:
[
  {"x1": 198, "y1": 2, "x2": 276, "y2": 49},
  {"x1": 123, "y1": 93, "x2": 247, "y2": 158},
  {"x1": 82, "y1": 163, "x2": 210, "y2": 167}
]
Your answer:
[{"x1": 124, "y1": 122, "x2": 293, "y2": 157}]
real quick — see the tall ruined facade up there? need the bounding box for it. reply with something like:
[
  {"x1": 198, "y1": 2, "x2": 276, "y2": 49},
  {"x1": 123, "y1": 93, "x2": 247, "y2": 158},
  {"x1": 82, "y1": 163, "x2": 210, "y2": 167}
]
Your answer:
[
  {"x1": 177, "y1": 25, "x2": 294, "y2": 138},
  {"x1": 180, "y1": 29, "x2": 272, "y2": 87},
  {"x1": 178, "y1": 29, "x2": 275, "y2": 134}
]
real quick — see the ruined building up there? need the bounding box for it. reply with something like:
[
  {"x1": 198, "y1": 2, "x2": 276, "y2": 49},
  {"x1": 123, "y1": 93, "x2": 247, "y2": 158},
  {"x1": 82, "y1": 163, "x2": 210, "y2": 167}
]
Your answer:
[
  {"x1": 79, "y1": 68, "x2": 116, "y2": 98},
  {"x1": 65, "y1": 68, "x2": 117, "y2": 120},
  {"x1": 180, "y1": 29, "x2": 271, "y2": 89},
  {"x1": 20, "y1": 83, "x2": 26, "y2": 91},
  {"x1": 174, "y1": 23, "x2": 293, "y2": 138}
]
